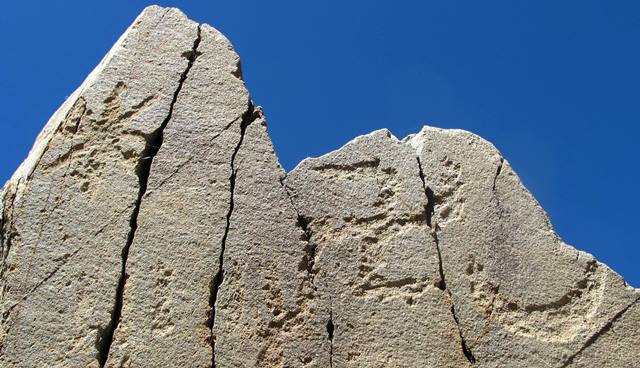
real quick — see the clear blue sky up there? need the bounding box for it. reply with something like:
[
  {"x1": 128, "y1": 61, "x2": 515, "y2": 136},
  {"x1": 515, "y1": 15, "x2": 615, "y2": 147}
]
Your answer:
[{"x1": 1, "y1": 1, "x2": 638, "y2": 286}]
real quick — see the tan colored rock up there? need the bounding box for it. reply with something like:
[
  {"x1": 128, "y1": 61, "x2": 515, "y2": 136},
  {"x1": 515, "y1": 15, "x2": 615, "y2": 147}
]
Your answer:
[
  {"x1": 103, "y1": 21, "x2": 246, "y2": 367},
  {"x1": 101, "y1": 17, "x2": 327, "y2": 367},
  {"x1": 1, "y1": 6, "x2": 326, "y2": 368},
  {"x1": 405, "y1": 127, "x2": 639, "y2": 367},
  {"x1": 1, "y1": 5, "x2": 638, "y2": 368},
  {"x1": 211, "y1": 110, "x2": 326, "y2": 367},
  {"x1": 564, "y1": 299, "x2": 640, "y2": 368},
  {"x1": 1, "y1": 6, "x2": 197, "y2": 367},
  {"x1": 284, "y1": 130, "x2": 473, "y2": 367}
]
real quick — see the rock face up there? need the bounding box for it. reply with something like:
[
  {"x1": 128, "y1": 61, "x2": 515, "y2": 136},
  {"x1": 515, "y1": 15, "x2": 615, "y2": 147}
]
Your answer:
[{"x1": 0, "y1": 5, "x2": 637, "y2": 368}]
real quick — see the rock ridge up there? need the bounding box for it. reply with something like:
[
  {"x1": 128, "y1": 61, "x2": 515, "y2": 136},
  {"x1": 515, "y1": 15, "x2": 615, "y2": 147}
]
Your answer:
[{"x1": 1, "y1": 5, "x2": 638, "y2": 368}]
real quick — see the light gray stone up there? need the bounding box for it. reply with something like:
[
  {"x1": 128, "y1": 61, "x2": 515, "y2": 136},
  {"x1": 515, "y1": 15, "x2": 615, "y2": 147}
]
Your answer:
[
  {"x1": 1, "y1": 6, "x2": 328, "y2": 367},
  {"x1": 1, "y1": 5, "x2": 638, "y2": 368},
  {"x1": 284, "y1": 130, "x2": 473, "y2": 367},
  {"x1": 406, "y1": 127, "x2": 639, "y2": 367},
  {"x1": 103, "y1": 21, "x2": 246, "y2": 367},
  {"x1": 211, "y1": 110, "x2": 327, "y2": 367},
  {"x1": 564, "y1": 299, "x2": 639, "y2": 368},
  {"x1": 0, "y1": 6, "x2": 197, "y2": 367}
]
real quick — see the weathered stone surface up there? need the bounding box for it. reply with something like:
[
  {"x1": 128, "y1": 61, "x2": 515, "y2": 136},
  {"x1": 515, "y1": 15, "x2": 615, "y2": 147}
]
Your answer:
[
  {"x1": 103, "y1": 21, "x2": 247, "y2": 367},
  {"x1": 211, "y1": 111, "x2": 326, "y2": 367},
  {"x1": 1, "y1": 6, "x2": 197, "y2": 367},
  {"x1": 1, "y1": 5, "x2": 638, "y2": 368},
  {"x1": 405, "y1": 127, "x2": 639, "y2": 367},
  {"x1": 284, "y1": 130, "x2": 472, "y2": 367},
  {"x1": 565, "y1": 299, "x2": 640, "y2": 368}
]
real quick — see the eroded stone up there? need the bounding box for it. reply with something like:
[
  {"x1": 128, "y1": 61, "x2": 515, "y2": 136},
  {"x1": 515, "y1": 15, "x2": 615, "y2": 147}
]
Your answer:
[
  {"x1": 1, "y1": 6, "x2": 197, "y2": 367},
  {"x1": 406, "y1": 127, "x2": 639, "y2": 367},
  {"x1": 1, "y1": 5, "x2": 637, "y2": 368},
  {"x1": 285, "y1": 130, "x2": 473, "y2": 367}
]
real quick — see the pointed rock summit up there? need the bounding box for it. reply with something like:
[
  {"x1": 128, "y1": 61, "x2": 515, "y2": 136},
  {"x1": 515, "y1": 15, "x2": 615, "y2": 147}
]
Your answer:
[{"x1": 1, "y1": 5, "x2": 637, "y2": 368}]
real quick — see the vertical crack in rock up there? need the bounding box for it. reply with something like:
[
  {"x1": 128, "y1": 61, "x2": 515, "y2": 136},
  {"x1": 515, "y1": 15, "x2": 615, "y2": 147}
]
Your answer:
[
  {"x1": 280, "y1": 180, "x2": 317, "y2": 278},
  {"x1": 295, "y1": 211, "x2": 316, "y2": 276},
  {"x1": 208, "y1": 101, "x2": 257, "y2": 368},
  {"x1": 492, "y1": 158, "x2": 504, "y2": 191},
  {"x1": 416, "y1": 159, "x2": 435, "y2": 229},
  {"x1": 95, "y1": 26, "x2": 202, "y2": 367},
  {"x1": 149, "y1": 115, "x2": 243, "y2": 192},
  {"x1": 415, "y1": 158, "x2": 445, "y2": 290},
  {"x1": 559, "y1": 296, "x2": 640, "y2": 367},
  {"x1": 0, "y1": 185, "x2": 19, "y2": 327},
  {"x1": 492, "y1": 158, "x2": 505, "y2": 222},
  {"x1": 327, "y1": 295, "x2": 335, "y2": 368},
  {"x1": 416, "y1": 157, "x2": 477, "y2": 365},
  {"x1": 0, "y1": 186, "x2": 18, "y2": 277}
]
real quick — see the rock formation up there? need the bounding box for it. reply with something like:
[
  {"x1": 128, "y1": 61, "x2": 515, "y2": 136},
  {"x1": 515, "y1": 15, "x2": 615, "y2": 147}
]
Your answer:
[{"x1": 1, "y1": 5, "x2": 637, "y2": 368}]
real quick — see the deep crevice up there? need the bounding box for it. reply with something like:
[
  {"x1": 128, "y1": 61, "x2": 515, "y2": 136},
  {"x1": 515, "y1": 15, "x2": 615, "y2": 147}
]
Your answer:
[
  {"x1": 327, "y1": 297, "x2": 334, "y2": 368},
  {"x1": 492, "y1": 158, "x2": 504, "y2": 191},
  {"x1": 302, "y1": 241, "x2": 317, "y2": 275},
  {"x1": 295, "y1": 214, "x2": 317, "y2": 275},
  {"x1": 449, "y1": 299, "x2": 476, "y2": 364},
  {"x1": 279, "y1": 179, "x2": 318, "y2": 278},
  {"x1": 559, "y1": 296, "x2": 640, "y2": 367},
  {"x1": 416, "y1": 158, "x2": 435, "y2": 228},
  {"x1": 95, "y1": 25, "x2": 202, "y2": 367},
  {"x1": 432, "y1": 229, "x2": 446, "y2": 291},
  {"x1": 279, "y1": 176, "x2": 313, "y2": 242},
  {"x1": 296, "y1": 214, "x2": 312, "y2": 241},
  {"x1": 415, "y1": 157, "x2": 476, "y2": 365},
  {"x1": 415, "y1": 158, "x2": 444, "y2": 290},
  {"x1": 208, "y1": 101, "x2": 257, "y2": 368}
]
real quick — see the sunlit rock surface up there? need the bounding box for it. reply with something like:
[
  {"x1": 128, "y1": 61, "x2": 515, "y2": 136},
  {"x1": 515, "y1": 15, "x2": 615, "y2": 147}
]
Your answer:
[{"x1": 1, "y1": 5, "x2": 637, "y2": 368}]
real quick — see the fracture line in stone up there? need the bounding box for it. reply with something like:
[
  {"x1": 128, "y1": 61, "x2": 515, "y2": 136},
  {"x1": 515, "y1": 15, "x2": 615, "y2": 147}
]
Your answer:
[
  {"x1": 208, "y1": 101, "x2": 256, "y2": 368},
  {"x1": 280, "y1": 179, "x2": 317, "y2": 278},
  {"x1": 416, "y1": 157, "x2": 477, "y2": 365},
  {"x1": 559, "y1": 296, "x2": 640, "y2": 367},
  {"x1": 492, "y1": 158, "x2": 504, "y2": 191},
  {"x1": 150, "y1": 114, "x2": 243, "y2": 192},
  {"x1": 327, "y1": 295, "x2": 335, "y2": 368},
  {"x1": 2, "y1": 248, "x2": 81, "y2": 321},
  {"x1": 0, "y1": 187, "x2": 18, "y2": 279},
  {"x1": 95, "y1": 25, "x2": 202, "y2": 367}
]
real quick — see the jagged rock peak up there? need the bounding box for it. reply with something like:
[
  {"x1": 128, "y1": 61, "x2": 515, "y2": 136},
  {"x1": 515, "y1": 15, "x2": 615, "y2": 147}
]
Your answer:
[{"x1": 1, "y1": 5, "x2": 638, "y2": 368}]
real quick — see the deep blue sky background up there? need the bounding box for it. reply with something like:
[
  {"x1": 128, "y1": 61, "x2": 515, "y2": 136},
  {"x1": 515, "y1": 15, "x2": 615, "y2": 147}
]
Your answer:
[{"x1": 1, "y1": 1, "x2": 638, "y2": 286}]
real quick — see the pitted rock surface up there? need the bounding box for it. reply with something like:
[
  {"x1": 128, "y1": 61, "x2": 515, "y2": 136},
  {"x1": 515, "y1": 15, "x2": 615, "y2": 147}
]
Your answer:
[{"x1": 1, "y1": 5, "x2": 638, "y2": 368}]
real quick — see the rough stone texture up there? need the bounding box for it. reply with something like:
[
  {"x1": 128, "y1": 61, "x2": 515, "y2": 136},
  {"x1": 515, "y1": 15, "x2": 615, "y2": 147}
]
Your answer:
[
  {"x1": 1, "y1": 5, "x2": 638, "y2": 368},
  {"x1": 211, "y1": 111, "x2": 326, "y2": 367},
  {"x1": 103, "y1": 21, "x2": 249, "y2": 367},
  {"x1": 284, "y1": 130, "x2": 472, "y2": 367},
  {"x1": 405, "y1": 127, "x2": 639, "y2": 367},
  {"x1": 1, "y1": 6, "x2": 197, "y2": 367},
  {"x1": 565, "y1": 300, "x2": 640, "y2": 368}
]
